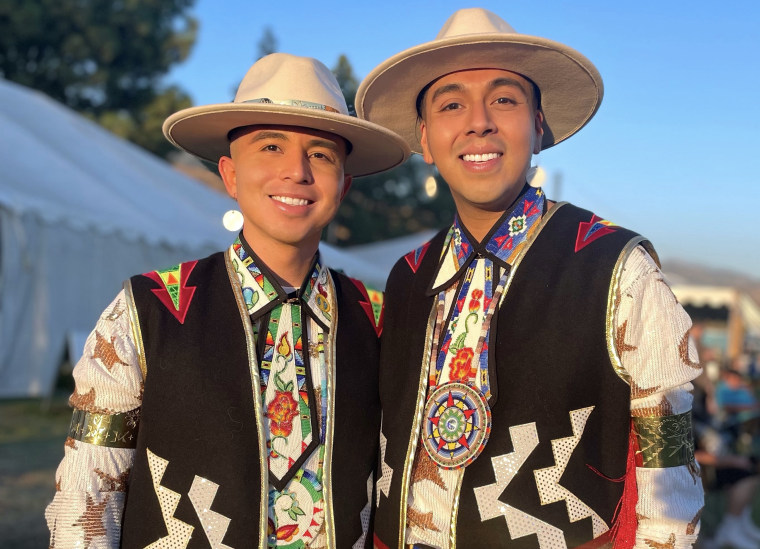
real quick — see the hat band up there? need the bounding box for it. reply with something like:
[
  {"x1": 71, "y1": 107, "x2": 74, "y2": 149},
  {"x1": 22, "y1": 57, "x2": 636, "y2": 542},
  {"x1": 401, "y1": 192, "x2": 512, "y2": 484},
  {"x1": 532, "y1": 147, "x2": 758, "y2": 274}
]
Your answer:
[{"x1": 242, "y1": 97, "x2": 340, "y2": 113}]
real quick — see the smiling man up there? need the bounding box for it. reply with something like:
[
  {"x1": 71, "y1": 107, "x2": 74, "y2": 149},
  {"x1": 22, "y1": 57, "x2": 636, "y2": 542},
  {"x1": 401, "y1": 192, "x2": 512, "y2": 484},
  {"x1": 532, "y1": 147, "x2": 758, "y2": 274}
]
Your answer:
[
  {"x1": 356, "y1": 8, "x2": 704, "y2": 548},
  {"x1": 46, "y1": 53, "x2": 409, "y2": 548}
]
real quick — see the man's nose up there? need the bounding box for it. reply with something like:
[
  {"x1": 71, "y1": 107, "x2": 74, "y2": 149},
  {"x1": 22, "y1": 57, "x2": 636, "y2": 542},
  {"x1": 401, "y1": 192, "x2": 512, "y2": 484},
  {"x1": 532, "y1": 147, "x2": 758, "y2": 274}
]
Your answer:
[
  {"x1": 466, "y1": 102, "x2": 496, "y2": 137},
  {"x1": 280, "y1": 152, "x2": 314, "y2": 184}
]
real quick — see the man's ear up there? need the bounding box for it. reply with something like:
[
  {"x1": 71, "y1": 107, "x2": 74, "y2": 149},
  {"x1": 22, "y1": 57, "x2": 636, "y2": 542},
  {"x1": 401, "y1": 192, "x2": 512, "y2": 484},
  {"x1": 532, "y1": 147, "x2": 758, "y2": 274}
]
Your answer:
[
  {"x1": 420, "y1": 120, "x2": 434, "y2": 165},
  {"x1": 533, "y1": 110, "x2": 545, "y2": 155},
  {"x1": 340, "y1": 175, "x2": 353, "y2": 201},
  {"x1": 218, "y1": 155, "x2": 237, "y2": 200}
]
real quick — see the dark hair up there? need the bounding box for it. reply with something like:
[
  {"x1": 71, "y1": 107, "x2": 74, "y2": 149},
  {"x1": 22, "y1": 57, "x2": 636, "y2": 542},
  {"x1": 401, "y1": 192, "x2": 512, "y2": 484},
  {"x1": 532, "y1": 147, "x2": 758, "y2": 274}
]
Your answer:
[{"x1": 227, "y1": 125, "x2": 255, "y2": 143}]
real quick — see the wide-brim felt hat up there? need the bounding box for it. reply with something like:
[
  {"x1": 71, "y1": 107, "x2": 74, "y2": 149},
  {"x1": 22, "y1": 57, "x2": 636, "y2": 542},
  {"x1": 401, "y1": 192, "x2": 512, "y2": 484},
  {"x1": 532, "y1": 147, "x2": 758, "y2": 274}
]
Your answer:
[
  {"x1": 164, "y1": 53, "x2": 410, "y2": 177},
  {"x1": 355, "y1": 8, "x2": 604, "y2": 154}
]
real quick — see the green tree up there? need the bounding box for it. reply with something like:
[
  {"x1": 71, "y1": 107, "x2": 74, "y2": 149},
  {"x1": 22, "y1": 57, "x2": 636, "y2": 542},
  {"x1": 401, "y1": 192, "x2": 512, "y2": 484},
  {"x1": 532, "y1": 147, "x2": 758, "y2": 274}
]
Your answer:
[
  {"x1": 0, "y1": 0, "x2": 198, "y2": 158},
  {"x1": 328, "y1": 55, "x2": 455, "y2": 246},
  {"x1": 333, "y1": 54, "x2": 358, "y2": 115},
  {"x1": 257, "y1": 26, "x2": 278, "y2": 59}
]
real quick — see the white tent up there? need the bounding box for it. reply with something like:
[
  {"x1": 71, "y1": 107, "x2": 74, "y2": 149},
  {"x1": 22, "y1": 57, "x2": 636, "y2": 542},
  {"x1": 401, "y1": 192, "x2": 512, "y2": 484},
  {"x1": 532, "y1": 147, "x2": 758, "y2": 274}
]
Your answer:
[
  {"x1": 0, "y1": 79, "x2": 238, "y2": 398},
  {"x1": 344, "y1": 230, "x2": 439, "y2": 288},
  {"x1": 0, "y1": 79, "x2": 382, "y2": 398}
]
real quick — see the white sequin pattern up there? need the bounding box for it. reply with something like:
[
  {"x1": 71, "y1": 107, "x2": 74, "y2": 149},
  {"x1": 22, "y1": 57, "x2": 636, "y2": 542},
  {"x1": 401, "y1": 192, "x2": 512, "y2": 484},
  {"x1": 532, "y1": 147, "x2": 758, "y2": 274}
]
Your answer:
[
  {"x1": 352, "y1": 473, "x2": 374, "y2": 549},
  {"x1": 146, "y1": 449, "x2": 194, "y2": 548},
  {"x1": 473, "y1": 423, "x2": 567, "y2": 546},
  {"x1": 188, "y1": 476, "x2": 232, "y2": 549},
  {"x1": 533, "y1": 407, "x2": 608, "y2": 537}
]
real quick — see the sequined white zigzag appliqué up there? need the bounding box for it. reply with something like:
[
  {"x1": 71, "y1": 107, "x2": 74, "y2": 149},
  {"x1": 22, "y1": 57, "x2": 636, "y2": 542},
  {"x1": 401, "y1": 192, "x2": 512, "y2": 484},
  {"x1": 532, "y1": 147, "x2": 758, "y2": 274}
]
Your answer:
[
  {"x1": 376, "y1": 427, "x2": 393, "y2": 507},
  {"x1": 533, "y1": 407, "x2": 609, "y2": 537},
  {"x1": 473, "y1": 423, "x2": 568, "y2": 547},
  {"x1": 188, "y1": 475, "x2": 233, "y2": 549},
  {"x1": 352, "y1": 473, "x2": 374, "y2": 549},
  {"x1": 145, "y1": 449, "x2": 194, "y2": 548}
]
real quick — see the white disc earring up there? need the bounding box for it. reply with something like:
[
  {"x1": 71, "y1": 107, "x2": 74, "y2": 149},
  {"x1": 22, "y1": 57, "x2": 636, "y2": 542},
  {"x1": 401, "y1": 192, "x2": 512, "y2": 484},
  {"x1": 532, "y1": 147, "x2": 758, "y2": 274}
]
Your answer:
[
  {"x1": 527, "y1": 165, "x2": 546, "y2": 188},
  {"x1": 222, "y1": 210, "x2": 244, "y2": 232}
]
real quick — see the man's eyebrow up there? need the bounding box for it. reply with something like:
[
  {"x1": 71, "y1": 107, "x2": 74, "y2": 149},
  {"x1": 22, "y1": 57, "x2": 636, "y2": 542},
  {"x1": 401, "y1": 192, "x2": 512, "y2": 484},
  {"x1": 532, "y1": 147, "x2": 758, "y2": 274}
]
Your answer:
[
  {"x1": 250, "y1": 130, "x2": 289, "y2": 143},
  {"x1": 307, "y1": 138, "x2": 340, "y2": 153},
  {"x1": 429, "y1": 78, "x2": 529, "y2": 103},
  {"x1": 430, "y1": 82, "x2": 464, "y2": 104},
  {"x1": 490, "y1": 77, "x2": 529, "y2": 96}
]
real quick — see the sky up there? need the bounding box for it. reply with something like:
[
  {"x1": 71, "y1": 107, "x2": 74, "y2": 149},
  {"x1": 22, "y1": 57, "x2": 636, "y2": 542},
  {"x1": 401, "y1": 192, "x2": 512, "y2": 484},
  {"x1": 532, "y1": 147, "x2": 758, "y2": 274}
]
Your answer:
[{"x1": 167, "y1": 0, "x2": 760, "y2": 279}]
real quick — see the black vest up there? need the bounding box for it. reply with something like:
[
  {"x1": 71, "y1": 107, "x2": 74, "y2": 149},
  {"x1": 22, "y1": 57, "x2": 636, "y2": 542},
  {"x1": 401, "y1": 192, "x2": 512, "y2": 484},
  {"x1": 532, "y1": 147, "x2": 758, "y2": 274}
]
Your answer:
[
  {"x1": 121, "y1": 251, "x2": 381, "y2": 548},
  {"x1": 375, "y1": 204, "x2": 650, "y2": 548}
]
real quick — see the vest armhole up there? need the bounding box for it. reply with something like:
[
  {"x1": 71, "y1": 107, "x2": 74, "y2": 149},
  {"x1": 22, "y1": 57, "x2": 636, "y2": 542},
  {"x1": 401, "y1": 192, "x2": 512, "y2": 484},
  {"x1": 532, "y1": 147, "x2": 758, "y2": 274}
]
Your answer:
[
  {"x1": 605, "y1": 235, "x2": 653, "y2": 385},
  {"x1": 123, "y1": 279, "x2": 148, "y2": 381}
]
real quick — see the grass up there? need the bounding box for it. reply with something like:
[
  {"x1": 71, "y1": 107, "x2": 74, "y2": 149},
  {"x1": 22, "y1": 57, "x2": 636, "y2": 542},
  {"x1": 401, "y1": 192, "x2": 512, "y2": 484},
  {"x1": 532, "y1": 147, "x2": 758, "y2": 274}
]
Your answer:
[
  {"x1": 0, "y1": 393, "x2": 734, "y2": 547},
  {"x1": 0, "y1": 394, "x2": 70, "y2": 549}
]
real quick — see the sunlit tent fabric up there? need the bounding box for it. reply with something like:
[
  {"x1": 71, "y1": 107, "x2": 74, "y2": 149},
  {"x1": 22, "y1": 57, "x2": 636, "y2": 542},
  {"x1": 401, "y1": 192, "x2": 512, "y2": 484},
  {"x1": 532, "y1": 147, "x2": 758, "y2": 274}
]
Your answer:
[
  {"x1": 0, "y1": 78, "x2": 236, "y2": 398},
  {"x1": 0, "y1": 79, "x2": 382, "y2": 398}
]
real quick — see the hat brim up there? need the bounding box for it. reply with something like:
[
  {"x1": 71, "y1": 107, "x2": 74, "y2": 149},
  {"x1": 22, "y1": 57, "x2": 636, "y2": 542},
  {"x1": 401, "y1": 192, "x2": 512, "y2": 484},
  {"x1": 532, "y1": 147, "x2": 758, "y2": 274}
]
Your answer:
[
  {"x1": 356, "y1": 34, "x2": 603, "y2": 153},
  {"x1": 163, "y1": 103, "x2": 410, "y2": 177}
]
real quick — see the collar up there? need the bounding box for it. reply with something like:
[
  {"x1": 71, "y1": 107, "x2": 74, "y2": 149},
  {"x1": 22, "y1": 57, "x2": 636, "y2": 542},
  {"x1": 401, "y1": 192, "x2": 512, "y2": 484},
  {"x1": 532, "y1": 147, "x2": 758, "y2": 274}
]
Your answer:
[
  {"x1": 228, "y1": 236, "x2": 333, "y2": 331},
  {"x1": 429, "y1": 185, "x2": 545, "y2": 294}
]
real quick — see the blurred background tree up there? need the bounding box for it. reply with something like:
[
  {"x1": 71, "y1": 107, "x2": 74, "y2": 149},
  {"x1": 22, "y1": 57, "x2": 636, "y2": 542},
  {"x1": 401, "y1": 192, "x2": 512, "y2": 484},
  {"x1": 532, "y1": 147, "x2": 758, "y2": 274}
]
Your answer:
[
  {"x1": 0, "y1": 9, "x2": 455, "y2": 245},
  {"x1": 257, "y1": 26, "x2": 278, "y2": 59},
  {"x1": 0, "y1": 0, "x2": 198, "y2": 158},
  {"x1": 327, "y1": 54, "x2": 455, "y2": 246}
]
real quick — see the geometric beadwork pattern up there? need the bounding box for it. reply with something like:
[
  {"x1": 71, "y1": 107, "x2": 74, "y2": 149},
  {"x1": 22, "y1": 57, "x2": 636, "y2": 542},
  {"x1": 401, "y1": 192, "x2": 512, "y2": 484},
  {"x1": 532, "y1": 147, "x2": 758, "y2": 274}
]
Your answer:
[
  {"x1": 143, "y1": 261, "x2": 198, "y2": 324},
  {"x1": 474, "y1": 423, "x2": 568, "y2": 547},
  {"x1": 574, "y1": 214, "x2": 617, "y2": 253},
  {"x1": 145, "y1": 448, "x2": 194, "y2": 548},
  {"x1": 431, "y1": 186, "x2": 544, "y2": 291},
  {"x1": 231, "y1": 240, "x2": 278, "y2": 314},
  {"x1": 421, "y1": 382, "x2": 491, "y2": 469},
  {"x1": 533, "y1": 407, "x2": 609, "y2": 538},
  {"x1": 405, "y1": 241, "x2": 431, "y2": 274},
  {"x1": 349, "y1": 278, "x2": 384, "y2": 337},
  {"x1": 188, "y1": 475, "x2": 233, "y2": 549}
]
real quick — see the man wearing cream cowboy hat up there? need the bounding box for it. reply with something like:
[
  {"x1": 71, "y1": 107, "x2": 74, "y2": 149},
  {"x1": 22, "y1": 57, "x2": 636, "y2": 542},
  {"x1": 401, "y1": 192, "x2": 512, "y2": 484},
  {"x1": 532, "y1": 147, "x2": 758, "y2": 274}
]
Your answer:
[
  {"x1": 46, "y1": 53, "x2": 409, "y2": 548},
  {"x1": 356, "y1": 8, "x2": 703, "y2": 548}
]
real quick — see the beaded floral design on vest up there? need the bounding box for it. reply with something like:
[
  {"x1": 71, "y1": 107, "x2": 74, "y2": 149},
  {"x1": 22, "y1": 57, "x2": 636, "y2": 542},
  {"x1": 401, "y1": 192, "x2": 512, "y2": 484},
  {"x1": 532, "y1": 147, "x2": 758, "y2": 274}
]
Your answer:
[
  {"x1": 423, "y1": 186, "x2": 546, "y2": 470},
  {"x1": 231, "y1": 239, "x2": 330, "y2": 545}
]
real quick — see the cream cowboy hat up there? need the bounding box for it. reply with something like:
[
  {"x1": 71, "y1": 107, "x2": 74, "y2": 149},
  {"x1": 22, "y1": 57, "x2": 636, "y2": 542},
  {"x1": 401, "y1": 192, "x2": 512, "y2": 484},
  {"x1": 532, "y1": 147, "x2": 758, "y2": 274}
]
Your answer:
[
  {"x1": 355, "y1": 8, "x2": 603, "y2": 153},
  {"x1": 164, "y1": 53, "x2": 410, "y2": 176}
]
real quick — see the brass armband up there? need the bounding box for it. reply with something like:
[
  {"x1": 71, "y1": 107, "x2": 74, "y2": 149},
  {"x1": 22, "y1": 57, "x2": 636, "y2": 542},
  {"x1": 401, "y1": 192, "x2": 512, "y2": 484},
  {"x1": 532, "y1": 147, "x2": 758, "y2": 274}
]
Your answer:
[
  {"x1": 68, "y1": 408, "x2": 140, "y2": 449},
  {"x1": 633, "y1": 411, "x2": 695, "y2": 468}
]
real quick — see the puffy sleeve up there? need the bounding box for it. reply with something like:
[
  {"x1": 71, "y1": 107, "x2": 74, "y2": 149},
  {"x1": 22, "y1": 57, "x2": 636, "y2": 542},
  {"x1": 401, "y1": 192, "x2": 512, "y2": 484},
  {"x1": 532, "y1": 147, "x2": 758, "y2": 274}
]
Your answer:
[
  {"x1": 613, "y1": 245, "x2": 704, "y2": 548},
  {"x1": 45, "y1": 289, "x2": 143, "y2": 548}
]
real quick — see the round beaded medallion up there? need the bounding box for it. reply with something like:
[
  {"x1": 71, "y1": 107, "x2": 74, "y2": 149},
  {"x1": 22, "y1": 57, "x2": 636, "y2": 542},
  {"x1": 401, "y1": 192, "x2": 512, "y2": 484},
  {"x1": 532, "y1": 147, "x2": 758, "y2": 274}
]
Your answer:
[{"x1": 421, "y1": 381, "x2": 491, "y2": 469}]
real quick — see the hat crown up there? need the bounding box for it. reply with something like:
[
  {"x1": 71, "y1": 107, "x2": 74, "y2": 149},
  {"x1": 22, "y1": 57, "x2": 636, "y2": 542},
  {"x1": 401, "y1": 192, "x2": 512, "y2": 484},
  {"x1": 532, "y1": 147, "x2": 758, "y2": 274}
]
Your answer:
[
  {"x1": 233, "y1": 53, "x2": 349, "y2": 116},
  {"x1": 436, "y1": 8, "x2": 517, "y2": 40}
]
